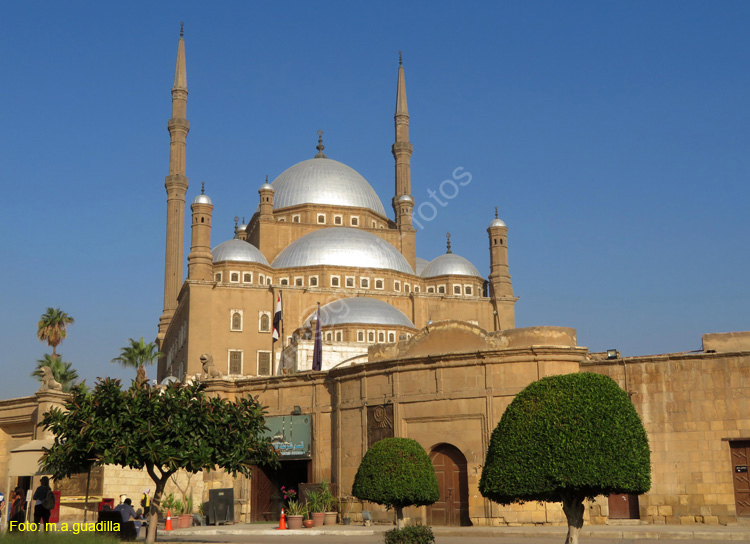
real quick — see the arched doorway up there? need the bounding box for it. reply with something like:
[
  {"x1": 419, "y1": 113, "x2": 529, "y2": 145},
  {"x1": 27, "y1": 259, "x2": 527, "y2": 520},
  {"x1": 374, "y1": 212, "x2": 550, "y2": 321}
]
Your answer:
[{"x1": 427, "y1": 443, "x2": 471, "y2": 526}]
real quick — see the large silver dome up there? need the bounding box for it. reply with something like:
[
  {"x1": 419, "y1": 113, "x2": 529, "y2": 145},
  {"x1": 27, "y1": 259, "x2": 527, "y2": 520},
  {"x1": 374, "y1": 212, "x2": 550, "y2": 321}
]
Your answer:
[
  {"x1": 421, "y1": 254, "x2": 482, "y2": 278},
  {"x1": 415, "y1": 257, "x2": 430, "y2": 276},
  {"x1": 272, "y1": 228, "x2": 414, "y2": 274},
  {"x1": 212, "y1": 239, "x2": 270, "y2": 265},
  {"x1": 304, "y1": 297, "x2": 415, "y2": 328},
  {"x1": 270, "y1": 158, "x2": 387, "y2": 216}
]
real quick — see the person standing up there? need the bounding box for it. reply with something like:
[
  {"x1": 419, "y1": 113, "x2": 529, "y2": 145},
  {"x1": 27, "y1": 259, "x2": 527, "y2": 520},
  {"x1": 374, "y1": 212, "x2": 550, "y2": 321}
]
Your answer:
[
  {"x1": 9, "y1": 487, "x2": 27, "y2": 530},
  {"x1": 140, "y1": 489, "x2": 151, "y2": 516},
  {"x1": 32, "y1": 476, "x2": 53, "y2": 530}
]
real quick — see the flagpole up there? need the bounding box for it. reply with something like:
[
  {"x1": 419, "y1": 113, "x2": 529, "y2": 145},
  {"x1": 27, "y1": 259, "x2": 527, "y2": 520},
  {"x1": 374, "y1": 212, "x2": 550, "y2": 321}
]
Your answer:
[
  {"x1": 272, "y1": 288, "x2": 276, "y2": 374},
  {"x1": 279, "y1": 290, "x2": 284, "y2": 372}
]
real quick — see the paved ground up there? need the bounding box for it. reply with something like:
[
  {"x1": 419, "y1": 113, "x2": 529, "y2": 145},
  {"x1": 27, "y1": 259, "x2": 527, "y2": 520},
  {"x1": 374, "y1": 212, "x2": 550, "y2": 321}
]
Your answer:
[{"x1": 151, "y1": 520, "x2": 750, "y2": 543}]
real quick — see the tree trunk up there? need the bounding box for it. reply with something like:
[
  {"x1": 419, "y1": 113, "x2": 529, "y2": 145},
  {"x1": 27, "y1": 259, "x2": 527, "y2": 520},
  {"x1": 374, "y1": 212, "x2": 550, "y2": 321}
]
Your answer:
[
  {"x1": 395, "y1": 505, "x2": 404, "y2": 529},
  {"x1": 561, "y1": 494, "x2": 585, "y2": 544},
  {"x1": 145, "y1": 468, "x2": 172, "y2": 544}
]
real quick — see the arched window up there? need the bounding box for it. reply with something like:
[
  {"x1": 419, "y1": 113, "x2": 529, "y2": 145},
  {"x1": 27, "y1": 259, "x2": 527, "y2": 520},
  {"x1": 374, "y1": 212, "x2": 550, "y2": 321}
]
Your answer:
[
  {"x1": 260, "y1": 313, "x2": 270, "y2": 332},
  {"x1": 231, "y1": 312, "x2": 242, "y2": 331}
]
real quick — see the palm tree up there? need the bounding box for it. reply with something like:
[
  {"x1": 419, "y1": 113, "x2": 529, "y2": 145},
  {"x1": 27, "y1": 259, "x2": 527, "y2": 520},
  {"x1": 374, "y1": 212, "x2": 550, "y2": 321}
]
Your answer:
[
  {"x1": 37, "y1": 307, "x2": 75, "y2": 358},
  {"x1": 32, "y1": 354, "x2": 80, "y2": 392},
  {"x1": 111, "y1": 337, "x2": 163, "y2": 381}
]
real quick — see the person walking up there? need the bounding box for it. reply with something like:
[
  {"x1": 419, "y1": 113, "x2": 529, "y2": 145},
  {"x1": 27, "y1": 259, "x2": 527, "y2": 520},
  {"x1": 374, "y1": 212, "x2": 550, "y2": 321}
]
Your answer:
[{"x1": 32, "y1": 476, "x2": 54, "y2": 530}]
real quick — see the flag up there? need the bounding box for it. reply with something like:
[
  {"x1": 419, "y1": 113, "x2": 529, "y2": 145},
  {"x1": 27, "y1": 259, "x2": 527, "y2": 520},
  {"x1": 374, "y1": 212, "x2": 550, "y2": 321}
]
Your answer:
[
  {"x1": 272, "y1": 292, "x2": 282, "y2": 342},
  {"x1": 312, "y1": 303, "x2": 322, "y2": 371}
]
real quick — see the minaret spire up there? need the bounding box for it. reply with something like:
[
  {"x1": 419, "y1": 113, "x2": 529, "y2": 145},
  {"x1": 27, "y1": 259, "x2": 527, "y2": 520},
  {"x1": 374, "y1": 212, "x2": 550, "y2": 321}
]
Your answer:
[
  {"x1": 159, "y1": 24, "x2": 191, "y2": 342},
  {"x1": 392, "y1": 52, "x2": 413, "y2": 220}
]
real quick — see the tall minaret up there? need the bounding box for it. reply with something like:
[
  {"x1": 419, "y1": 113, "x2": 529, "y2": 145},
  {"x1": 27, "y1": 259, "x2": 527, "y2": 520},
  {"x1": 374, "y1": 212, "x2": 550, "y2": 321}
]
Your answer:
[
  {"x1": 392, "y1": 52, "x2": 416, "y2": 271},
  {"x1": 158, "y1": 23, "x2": 190, "y2": 341},
  {"x1": 392, "y1": 51, "x2": 413, "y2": 220}
]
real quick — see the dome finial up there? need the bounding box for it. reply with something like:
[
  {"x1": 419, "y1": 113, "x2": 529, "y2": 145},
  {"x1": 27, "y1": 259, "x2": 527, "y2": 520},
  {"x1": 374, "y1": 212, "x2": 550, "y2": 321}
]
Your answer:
[
  {"x1": 265, "y1": 174, "x2": 269, "y2": 183},
  {"x1": 495, "y1": 206, "x2": 498, "y2": 219},
  {"x1": 201, "y1": 181, "x2": 205, "y2": 195},
  {"x1": 314, "y1": 129, "x2": 327, "y2": 158},
  {"x1": 180, "y1": 22, "x2": 184, "y2": 37},
  {"x1": 399, "y1": 50, "x2": 403, "y2": 66},
  {"x1": 234, "y1": 216, "x2": 239, "y2": 230},
  {"x1": 446, "y1": 232, "x2": 452, "y2": 254}
]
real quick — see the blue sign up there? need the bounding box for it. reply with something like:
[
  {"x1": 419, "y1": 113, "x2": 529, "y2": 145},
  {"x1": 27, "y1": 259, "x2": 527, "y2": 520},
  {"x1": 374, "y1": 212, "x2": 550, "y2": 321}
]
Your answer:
[{"x1": 264, "y1": 415, "x2": 311, "y2": 459}]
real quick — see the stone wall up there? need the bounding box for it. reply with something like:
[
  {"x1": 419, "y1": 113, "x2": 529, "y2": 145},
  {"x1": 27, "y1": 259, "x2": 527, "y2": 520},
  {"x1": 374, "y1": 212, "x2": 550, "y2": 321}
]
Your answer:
[{"x1": 585, "y1": 348, "x2": 750, "y2": 525}]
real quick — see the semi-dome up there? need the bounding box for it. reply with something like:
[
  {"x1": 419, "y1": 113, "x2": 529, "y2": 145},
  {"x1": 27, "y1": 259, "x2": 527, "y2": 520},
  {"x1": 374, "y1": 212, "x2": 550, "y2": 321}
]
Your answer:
[
  {"x1": 272, "y1": 228, "x2": 414, "y2": 274},
  {"x1": 304, "y1": 297, "x2": 415, "y2": 328},
  {"x1": 421, "y1": 254, "x2": 482, "y2": 278},
  {"x1": 415, "y1": 257, "x2": 430, "y2": 276},
  {"x1": 259, "y1": 183, "x2": 274, "y2": 191},
  {"x1": 212, "y1": 239, "x2": 270, "y2": 265},
  {"x1": 270, "y1": 158, "x2": 387, "y2": 216},
  {"x1": 192, "y1": 194, "x2": 212, "y2": 205},
  {"x1": 398, "y1": 194, "x2": 413, "y2": 203},
  {"x1": 489, "y1": 217, "x2": 506, "y2": 227}
]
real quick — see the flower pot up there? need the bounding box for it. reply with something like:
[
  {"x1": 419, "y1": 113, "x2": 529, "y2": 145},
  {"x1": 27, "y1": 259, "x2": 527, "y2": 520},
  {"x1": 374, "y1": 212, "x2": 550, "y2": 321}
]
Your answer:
[
  {"x1": 324, "y1": 511, "x2": 337, "y2": 525},
  {"x1": 177, "y1": 513, "x2": 192, "y2": 528},
  {"x1": 312, "y1": 512, "x2": 325, "y2": 527},
  {"x1": 287, "y1": 515, "x2": 304, "y2": 530},
  {"x1": 303, "y1": 519, "x2": 314, "y2": 528},
  {"x1": 343, "y1": 517, "x2": 351, "y2": 525}
]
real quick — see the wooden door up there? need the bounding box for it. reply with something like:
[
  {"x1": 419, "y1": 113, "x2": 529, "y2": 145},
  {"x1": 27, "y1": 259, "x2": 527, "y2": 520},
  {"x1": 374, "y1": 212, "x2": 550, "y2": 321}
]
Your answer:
[
  {"x1": 427, "y1": 444, "x2": 470, "y2": 526},
  {"x1": 251, "y1": 465, "x2": 276, "y2": 522},
  {"x1": 608, "y1": 493, "x2": 639, "y2": 519},
  {"x1": 731, "y1": 440, "x2": 750, "y2": 516}
]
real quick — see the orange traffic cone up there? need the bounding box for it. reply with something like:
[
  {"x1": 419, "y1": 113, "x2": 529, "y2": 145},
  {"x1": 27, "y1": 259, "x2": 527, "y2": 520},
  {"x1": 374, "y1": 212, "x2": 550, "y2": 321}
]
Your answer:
[
  {"x1": 165, "y1": 510, "x2": 173, "y2": 531},
  {"x1": 278, "y1": 508, "x2": 287, "y2": 530}
]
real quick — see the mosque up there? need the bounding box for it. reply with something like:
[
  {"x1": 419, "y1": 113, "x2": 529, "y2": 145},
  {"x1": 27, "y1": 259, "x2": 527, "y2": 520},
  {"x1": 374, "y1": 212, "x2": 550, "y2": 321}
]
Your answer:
[
  {"x1": 0, "y1": 29, "x2": 749, "y2": 529},
  {"x1": 154, "y1": 30, "x2": 515, "y2": 383}
]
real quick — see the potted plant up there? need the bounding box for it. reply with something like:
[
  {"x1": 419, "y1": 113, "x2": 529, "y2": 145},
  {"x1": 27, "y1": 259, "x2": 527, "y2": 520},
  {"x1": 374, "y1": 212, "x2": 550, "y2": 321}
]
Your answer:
[
  {"x1": 177, "y1": 496, "x2": 193, "y2": 528},
  {"x1": 306, "y1": 490, "x2": 325, "y2": 527},
  {"x1": 319, "y1": 480, "x2": 337, "y2": 525},
  {"x1": 281, "y1": 486, "x2": 306, "y2": 530}
]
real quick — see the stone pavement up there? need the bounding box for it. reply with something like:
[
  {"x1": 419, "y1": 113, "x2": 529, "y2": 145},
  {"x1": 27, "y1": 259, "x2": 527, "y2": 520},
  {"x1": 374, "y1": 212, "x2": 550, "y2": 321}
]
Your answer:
[{"x1": 159, "y1": 520, "x2": 750, "y2": 541}]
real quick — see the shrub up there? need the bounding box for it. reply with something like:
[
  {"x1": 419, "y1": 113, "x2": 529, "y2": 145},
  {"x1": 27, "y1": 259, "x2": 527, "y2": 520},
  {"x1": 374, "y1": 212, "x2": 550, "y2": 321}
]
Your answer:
[
  {"x1": 352, "y1": 437, "x2": 439, "y2": 528},
  {"x1": 384, "y1": 525, "x2": 435, "y2": 544}
]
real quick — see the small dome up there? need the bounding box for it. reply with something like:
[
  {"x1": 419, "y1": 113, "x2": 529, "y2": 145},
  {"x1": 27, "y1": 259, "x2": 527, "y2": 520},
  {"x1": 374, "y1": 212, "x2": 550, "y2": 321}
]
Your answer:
[
  {"x1": 415, "y1": 257, "x2": 430, "y2": 276},
  {"x1": 212, "y1": 239, "x2": 270, "y2": 265},
  {"x1": 192, "y1": 194, "x2": 212, "y2": 205},
  {"x1": 270, "y1": 158, "x2": 386, "y2": 216},
  {"x1": 421, "y1": 254, "x2": 482, "y2": 278},
  {"x1": 398, "y1": 194, "x2": 413, "y2": 203},
  {"x1": 489, "y1": 218, "x2": 506, "y2": 228},
  {"x1": 238, "y1": 224, "x2": 247, "y2": 231},
  {"x1": 259, "y1": 183, "x2": 275, "y2": 192},
  {"x1": 272, "y1": 228, "x2": 414, "y2": 274},
  {"x1": 304, "y1": 297, "x2": 415, "y2": 328}
]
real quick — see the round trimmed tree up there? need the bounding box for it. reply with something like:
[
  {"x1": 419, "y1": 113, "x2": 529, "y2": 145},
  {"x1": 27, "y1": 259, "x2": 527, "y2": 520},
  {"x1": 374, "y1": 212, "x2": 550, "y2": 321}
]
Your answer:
[
  {"x1": 480, "y1": 372, "x2": 650, "y2": 544},
  {"x1": 352, "y1": 437, "x2": 439, "y2": 528}
]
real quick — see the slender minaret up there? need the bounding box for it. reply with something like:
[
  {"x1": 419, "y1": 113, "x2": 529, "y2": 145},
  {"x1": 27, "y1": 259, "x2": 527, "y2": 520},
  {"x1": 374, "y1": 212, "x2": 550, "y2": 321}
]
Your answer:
[
  {"x1": 392, "y1": 51, "x2": 413, "y2": 221},
  {"x1": 392, "y1": 52, "x2": 416, "y2": 271},
  {"x1": 488, "y1": 207, "x2": 516, "y2": 329},
  {"x1": 158, "y1": 23, "x2": 190, "y2": 341},
  {"x1": 187, "y1": 182, "x2": 213, "y2": 281}
]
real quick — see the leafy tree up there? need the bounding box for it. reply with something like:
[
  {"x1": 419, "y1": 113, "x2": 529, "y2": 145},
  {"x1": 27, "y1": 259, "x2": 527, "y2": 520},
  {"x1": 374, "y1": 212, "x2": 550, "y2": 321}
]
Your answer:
[
  {"x1": 40, "y1": 378, "x2": 278, "y2": 544},
  {"x1": 479, "y1": 372, "x2": 651, "y2": 544},
  {"x1": 352, "y1": 437, "x2": 439, "y2": 528},
  {"x1": 37, "y1": 307, "x2": 74, "y2": 358},
  {"x1": 31, "y1": 354, "x2": 80, "y2": 392},
  {"x1": 110, "y1": 336, "x2": 162, "y2": 381}
]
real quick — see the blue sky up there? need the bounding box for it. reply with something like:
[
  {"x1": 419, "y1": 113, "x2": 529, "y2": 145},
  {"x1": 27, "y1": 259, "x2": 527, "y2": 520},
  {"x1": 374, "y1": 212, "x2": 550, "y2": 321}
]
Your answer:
[{"x1": 1, "y1": 1, "x2": 748, "y2": 398}]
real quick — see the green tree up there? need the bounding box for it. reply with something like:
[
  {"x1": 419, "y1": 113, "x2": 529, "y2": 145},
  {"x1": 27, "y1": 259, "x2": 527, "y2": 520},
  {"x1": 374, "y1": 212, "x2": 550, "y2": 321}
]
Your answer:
[
  {"x1": 352, "y1": 437, "x2": 439, "y2": 528},
  {"x1": 37, "y1": 307, "x2": 75, "y2": 358},
  {"x1": 479, "y1": 372, "x2": 651, "y2": 544},
  {"x1": 110, "y1": 336, "x2": 162, "y2": 381},
  {"x1": 31, "y1": 354, "x2": 80, "y2": 392},
  {"x1": 40, "y1": 378, "x2": 278, "y2": 544}
]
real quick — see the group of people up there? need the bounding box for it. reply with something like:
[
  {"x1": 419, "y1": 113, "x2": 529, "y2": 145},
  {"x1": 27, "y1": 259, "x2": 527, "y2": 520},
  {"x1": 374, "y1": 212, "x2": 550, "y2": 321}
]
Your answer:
[
  {"x1": 1, "y1": 479, "x2": 152, "y2": 534},
  {"x1": 3, "y1": 476, "x2": 55, "y2": 531}
]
